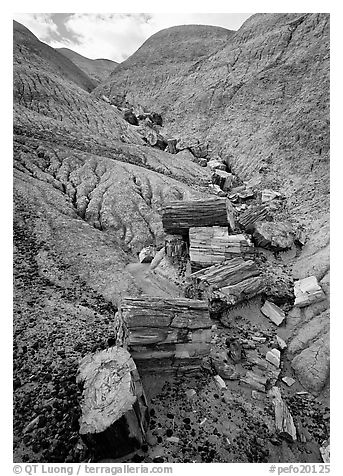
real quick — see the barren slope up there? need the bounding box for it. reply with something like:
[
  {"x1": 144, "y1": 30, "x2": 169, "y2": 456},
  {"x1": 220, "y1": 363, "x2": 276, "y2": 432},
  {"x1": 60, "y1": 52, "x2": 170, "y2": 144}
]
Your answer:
[
  {"x1": 13, "y1": 20, "x2": 212, "y2": 463},
  {"x1": 57, "y1": 47, "x2": 117, "y2": 84}
]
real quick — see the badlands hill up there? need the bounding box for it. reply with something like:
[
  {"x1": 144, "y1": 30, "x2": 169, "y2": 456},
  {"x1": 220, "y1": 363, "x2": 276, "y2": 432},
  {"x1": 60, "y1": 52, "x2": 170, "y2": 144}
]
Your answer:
[
  {"x1": 57, "y1": 47, "x2": 118, "y2": 85},
  {"x1": 13, "y1": 15, "x2": 329, "y2": 464}
]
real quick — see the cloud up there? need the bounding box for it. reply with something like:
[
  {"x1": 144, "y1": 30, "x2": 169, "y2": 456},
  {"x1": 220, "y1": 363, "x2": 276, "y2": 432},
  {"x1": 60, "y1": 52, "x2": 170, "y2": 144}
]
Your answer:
[
  {"x1": 13, "y1": 13, "x2": 252, "y2": 62},
  {"x1": 14, "y1": 13, "x2": 58, "y2": 41}
]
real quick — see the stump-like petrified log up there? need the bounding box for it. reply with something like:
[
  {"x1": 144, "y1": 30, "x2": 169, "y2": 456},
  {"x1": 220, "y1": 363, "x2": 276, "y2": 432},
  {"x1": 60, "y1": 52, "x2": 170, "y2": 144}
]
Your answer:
[
  {"x1": 162, "y1": 198, "x2": 235, "y2": 235},
  {"x1": 119, "y1": 296, "x2": 211, "y2": 373},
  {"x1": 189, "y1": 227, "x2": 253, "y2": 270},
  {"x1": 165, "y1": 235, "x2": 188, "y2": 264},
  {"x1": 77, "y1": 347, "x2": 149, "y2": 460}
]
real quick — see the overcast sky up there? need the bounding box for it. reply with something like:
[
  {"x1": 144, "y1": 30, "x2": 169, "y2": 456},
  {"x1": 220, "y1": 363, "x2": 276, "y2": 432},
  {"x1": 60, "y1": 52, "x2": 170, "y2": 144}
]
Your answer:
[{"x1": 14, "y1": 13, "x2": 252, "y2": 62}]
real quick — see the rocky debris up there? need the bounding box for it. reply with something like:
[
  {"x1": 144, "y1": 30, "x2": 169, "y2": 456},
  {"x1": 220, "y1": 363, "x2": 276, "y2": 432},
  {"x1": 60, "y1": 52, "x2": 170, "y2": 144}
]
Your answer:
[
  {"x1": 320, "y1": 439, "x2": 330, "y2": 463},
  {"x1": 282, "y1": 377, "x2": 295, "y2": 387},
  {"x1": 266, "y1": 349, "x2": 281, "y2": 368},
  {"x1": 253, "y1": 221, "x2": 294, "y2": 251},
  {"x1": 294, "y1": 276, "x2": 326, "y2": 307},
  {"x1": 261, "y1": 189, "x2": 281, "y2": 203},
  {"x1": 119, "y1": 296, "x2": 212, "y2": 373},
  {"x1": 261, "y1": 301, "x2": 286, "y2": 326},
  {"x1": 123, "y1": 109, "x2": 139, "y2": 126},
  {"x1": 185, "y1": 389, "x2": 196, "y2": 400},
  {"x1": 211, "y1": 170, "x2": 235, "y2": 192},
  {"x1": 210, "y1": 184, "x2": 227, "y2": 197},
  {"x1": 189, "y1": 228, "x2": 254, "y2": 270},
  {"x1": 240, "y1": 371, "x2": 267, "y2": 392},
  {"x1": 214, "y1": 375, "x2": 227, "y2": 390},
  {"x1": 268, "y1": 387, "x2": 297, "y2": 442},
  {"x1": 238, "y1": 205, "x2": 271, "y2": 232},
  {"x1": 295, "y1": 227, "x2": 307, "y2": 247},
  {"x1": 139, "y1": 246, "x2": 156, "y2": 263},
  {"x1": 189, "y1": 141, "x2": 208, "y2": 159},
  {"x1": 208, "y1": 159, "x2": 227, "y2": 172},
  {"x1": 166, "y1": 139, "x2": 178, "y2": 154},
  {"x1": 276, "y1": 336, "x2": 287, "y2": 350},
  {"x1": 77, "y1": 347, "x2": 149, "y2": 460},
  {"x1": 162, "y1": 198, "x2": 233, "y2": 235}
]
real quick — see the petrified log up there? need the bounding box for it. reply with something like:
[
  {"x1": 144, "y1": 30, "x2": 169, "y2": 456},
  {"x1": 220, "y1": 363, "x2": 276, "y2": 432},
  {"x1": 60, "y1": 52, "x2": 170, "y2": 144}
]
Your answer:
[
  {"x1": 119, "y1": 296, "x2": 212, "y2": 373},
  {"x1": 189, "y1": 227, "x2": 253, "y2": 270},
  {"x1": 268, "y1": 386, "x2": 297, "y2": 441},
  {"x1": 214, "y1": 275, "x2": 264, "y2": 306},
  {"x1": 293, "y1": 276, "x2": 326, "y2": 308},
  {"x1": 77, "y1": 347, "x2": 149, "y2": 460},
  {"x1": 187, "y1": 257, "x2": 260, "y2": 300},
  {"x1": 238, "y1": 204, "x2": 271, "y2": 231},
  {"x1": 162, "y1": 198, "x2": 235, "y2": 234},
  {"x1": 164, "y1": 235, "x2": 188, "y2": 264}
]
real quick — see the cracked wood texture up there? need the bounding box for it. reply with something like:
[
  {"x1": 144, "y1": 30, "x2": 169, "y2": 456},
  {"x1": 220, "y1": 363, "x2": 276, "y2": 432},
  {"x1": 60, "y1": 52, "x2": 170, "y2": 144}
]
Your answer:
[
  {"x1": 162, "y1": 198, "x2": 234, "y2": 235},
  {"x1": 77, "y1": 347, "x2": 149, "y2": 460},
  {"x1": 119, "y1": 296, "x2": 212, "y2": 373}
]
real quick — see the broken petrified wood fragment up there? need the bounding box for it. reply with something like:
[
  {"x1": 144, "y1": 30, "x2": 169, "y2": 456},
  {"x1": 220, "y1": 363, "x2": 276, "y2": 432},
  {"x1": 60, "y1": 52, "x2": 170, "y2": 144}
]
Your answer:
[
  {"x1": 161, "y1": 198, "x2": 234, "y2": 235},
  {"x1": 119, "y1": 296, "x2": 212, "y2": 374},
  {"x1": 77, "y1": 347, "x2": 149, "y2": 461},
  {"x1": 186, "y1": 257, "x2": 263, "y2": 306},
  {"x1": 189, "y1": 227, "x2": 253, "y2": 270},
  {"x1": 293, "y1": 276, "x2": 326, "y2": 308},
  {"x1": 211, "y1": 170, "x2": 235, "y2": 191},
  {"x1": 139, "y1": 245, "x2": 156, "y2": 263},
  {"x1": 268, "y1": 386, "x2": 297, "y2": 441},
  {"x1": 238, "y1": 204, "x2": 271, "y2": 231},
  {"x1": 166, "y1": 139, "x2": 178, "y2": 154},
  {"x1": 261, "y1": 301, "x2": 286, "y2": 326}
]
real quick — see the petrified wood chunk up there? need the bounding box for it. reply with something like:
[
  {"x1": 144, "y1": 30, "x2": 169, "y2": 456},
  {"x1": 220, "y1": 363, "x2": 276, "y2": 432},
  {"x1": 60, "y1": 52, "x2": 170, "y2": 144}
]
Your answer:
[
  {"x1": 261, "y1": 300, "x2": 286, "y2": 326},
  {"x1": 189, "y1": 227, "x2": 253, "y2": 270},
  {"x1": 164, "y1": 235, "x2": 188, "y2": 264},
  {"x1": 268, "y1": 386, "x2": 297, "y2": 441},
  {"x1": 77, "y1": 347, "x2": 149, "y2": 460},
  {"x1": 162, "y1": 198, "x2": 234, "y2": 234},
  {"x1": 186, "y1": 257, "x2": 260, "y2": 301},
  {"x1": 211, "y1": 170, "x2": 235, "y2": 191},
  {"x1": 166, "y1": 139, "x2": 177, "y2": 154},
  {"x1": 293, "y1": 276, "x2": 326, "y2": 307},
  {"x1": 238, "y1": 204, "x2": 271, "y2": 231},
  {"x1": 119, "y1": 296, "x2": 212, "y2": 373}
]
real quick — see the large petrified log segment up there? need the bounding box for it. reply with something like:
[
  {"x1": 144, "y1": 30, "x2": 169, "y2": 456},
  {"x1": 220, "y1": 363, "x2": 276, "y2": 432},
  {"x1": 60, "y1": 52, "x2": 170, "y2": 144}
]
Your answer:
[
  {"x1": 189, "y1": 226, "x2": 254, "y2": 270},
  {"x1": 119, "y1": 296, "x2": 212, "y2": 373},
  {"x1": 77, "y1": 347, "x2": 149, "y2": 460},
  {"x1": 161, "y1": 198, "x2": 234, "y2": 235},
  {"x1": 268, "y1": 386, "x2": 297, "y2": 442},
  {"x1": 186, "y1": 257, "x2": 260, "y2": 300}
]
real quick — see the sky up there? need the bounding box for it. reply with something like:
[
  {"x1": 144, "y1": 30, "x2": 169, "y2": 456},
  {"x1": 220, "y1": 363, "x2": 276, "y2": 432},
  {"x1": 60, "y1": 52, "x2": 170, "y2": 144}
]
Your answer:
[{"x1": 13, "y1": 13, "x2": 252, "y2": 62}]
